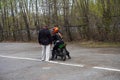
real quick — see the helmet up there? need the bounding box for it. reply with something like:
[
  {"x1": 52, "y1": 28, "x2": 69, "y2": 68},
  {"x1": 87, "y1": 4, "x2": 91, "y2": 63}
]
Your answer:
[{"x1": 53, "y1": 27, "x2": 59, "y2": 33}]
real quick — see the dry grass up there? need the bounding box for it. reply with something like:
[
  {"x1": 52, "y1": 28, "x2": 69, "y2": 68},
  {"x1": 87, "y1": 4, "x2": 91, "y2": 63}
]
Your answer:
[{"x1": 68, "y1": 41, "x2": 120, "y2": 48}]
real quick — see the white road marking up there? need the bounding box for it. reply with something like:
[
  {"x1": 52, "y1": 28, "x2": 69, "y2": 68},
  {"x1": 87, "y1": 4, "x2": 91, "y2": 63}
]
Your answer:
[
  {"x1": 0, "y1": 55, "x2": 120, "y2": 72},
  {"x1": 0, "y1": 55, "x2": 84, "y2": 67},
  {"x1": 48, "y1": 61, "x2": 84, "y2": 67},
  {"x1": 93, "y1": 66, "x2": 120, "y2": 72},
  {"x1": 0, "y1": 55, "x2": 42, "y2": 61}
]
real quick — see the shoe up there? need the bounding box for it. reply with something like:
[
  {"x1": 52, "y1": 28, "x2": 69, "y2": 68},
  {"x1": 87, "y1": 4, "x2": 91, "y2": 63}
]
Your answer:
[
  {"x1": 45, "y1": 60, "x2": 49, "y2": 61},
  {"x1": 41, "y1": 59, "x2": 45, "y2": 61},
  {"x1": 68, "y1": 57, "x2": 71, "y2": 59}
]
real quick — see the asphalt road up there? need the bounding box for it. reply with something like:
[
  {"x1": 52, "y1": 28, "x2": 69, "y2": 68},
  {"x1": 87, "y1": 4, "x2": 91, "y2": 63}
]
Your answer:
[{"x1": 0, "y1": 43, "x2": 120, "y2": 80}]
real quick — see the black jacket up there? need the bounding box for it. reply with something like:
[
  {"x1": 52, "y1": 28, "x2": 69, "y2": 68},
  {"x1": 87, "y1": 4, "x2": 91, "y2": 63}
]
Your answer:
[
  {"x1": 52, "y1": 32, "x2": 63, "y2": 44},
  {"x1": 38, "y1": 28, "x2": 52, "y2": 45}
]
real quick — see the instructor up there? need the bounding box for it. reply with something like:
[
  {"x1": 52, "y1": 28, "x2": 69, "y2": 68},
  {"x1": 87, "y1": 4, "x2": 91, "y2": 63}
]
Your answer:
[{"x1": 38, "y1": 26, "x2": 52, "y2": 61}]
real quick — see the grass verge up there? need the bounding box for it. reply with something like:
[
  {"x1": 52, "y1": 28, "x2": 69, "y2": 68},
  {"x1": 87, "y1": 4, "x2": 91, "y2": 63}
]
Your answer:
[{"x1": 69, "y1": 41, "x2": 120, "y2": 48}]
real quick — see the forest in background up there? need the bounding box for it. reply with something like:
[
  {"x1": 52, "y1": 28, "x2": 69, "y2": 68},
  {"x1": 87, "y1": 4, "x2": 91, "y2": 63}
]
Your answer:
[{"x1": 0, "y1": 0, "x2": 120, "y2": 42}]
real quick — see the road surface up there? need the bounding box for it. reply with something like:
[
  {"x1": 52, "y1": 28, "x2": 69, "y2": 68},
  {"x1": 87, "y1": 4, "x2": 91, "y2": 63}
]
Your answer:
[{"x1": 0, "y1": 43, "x2": 120, "y2": 80}]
